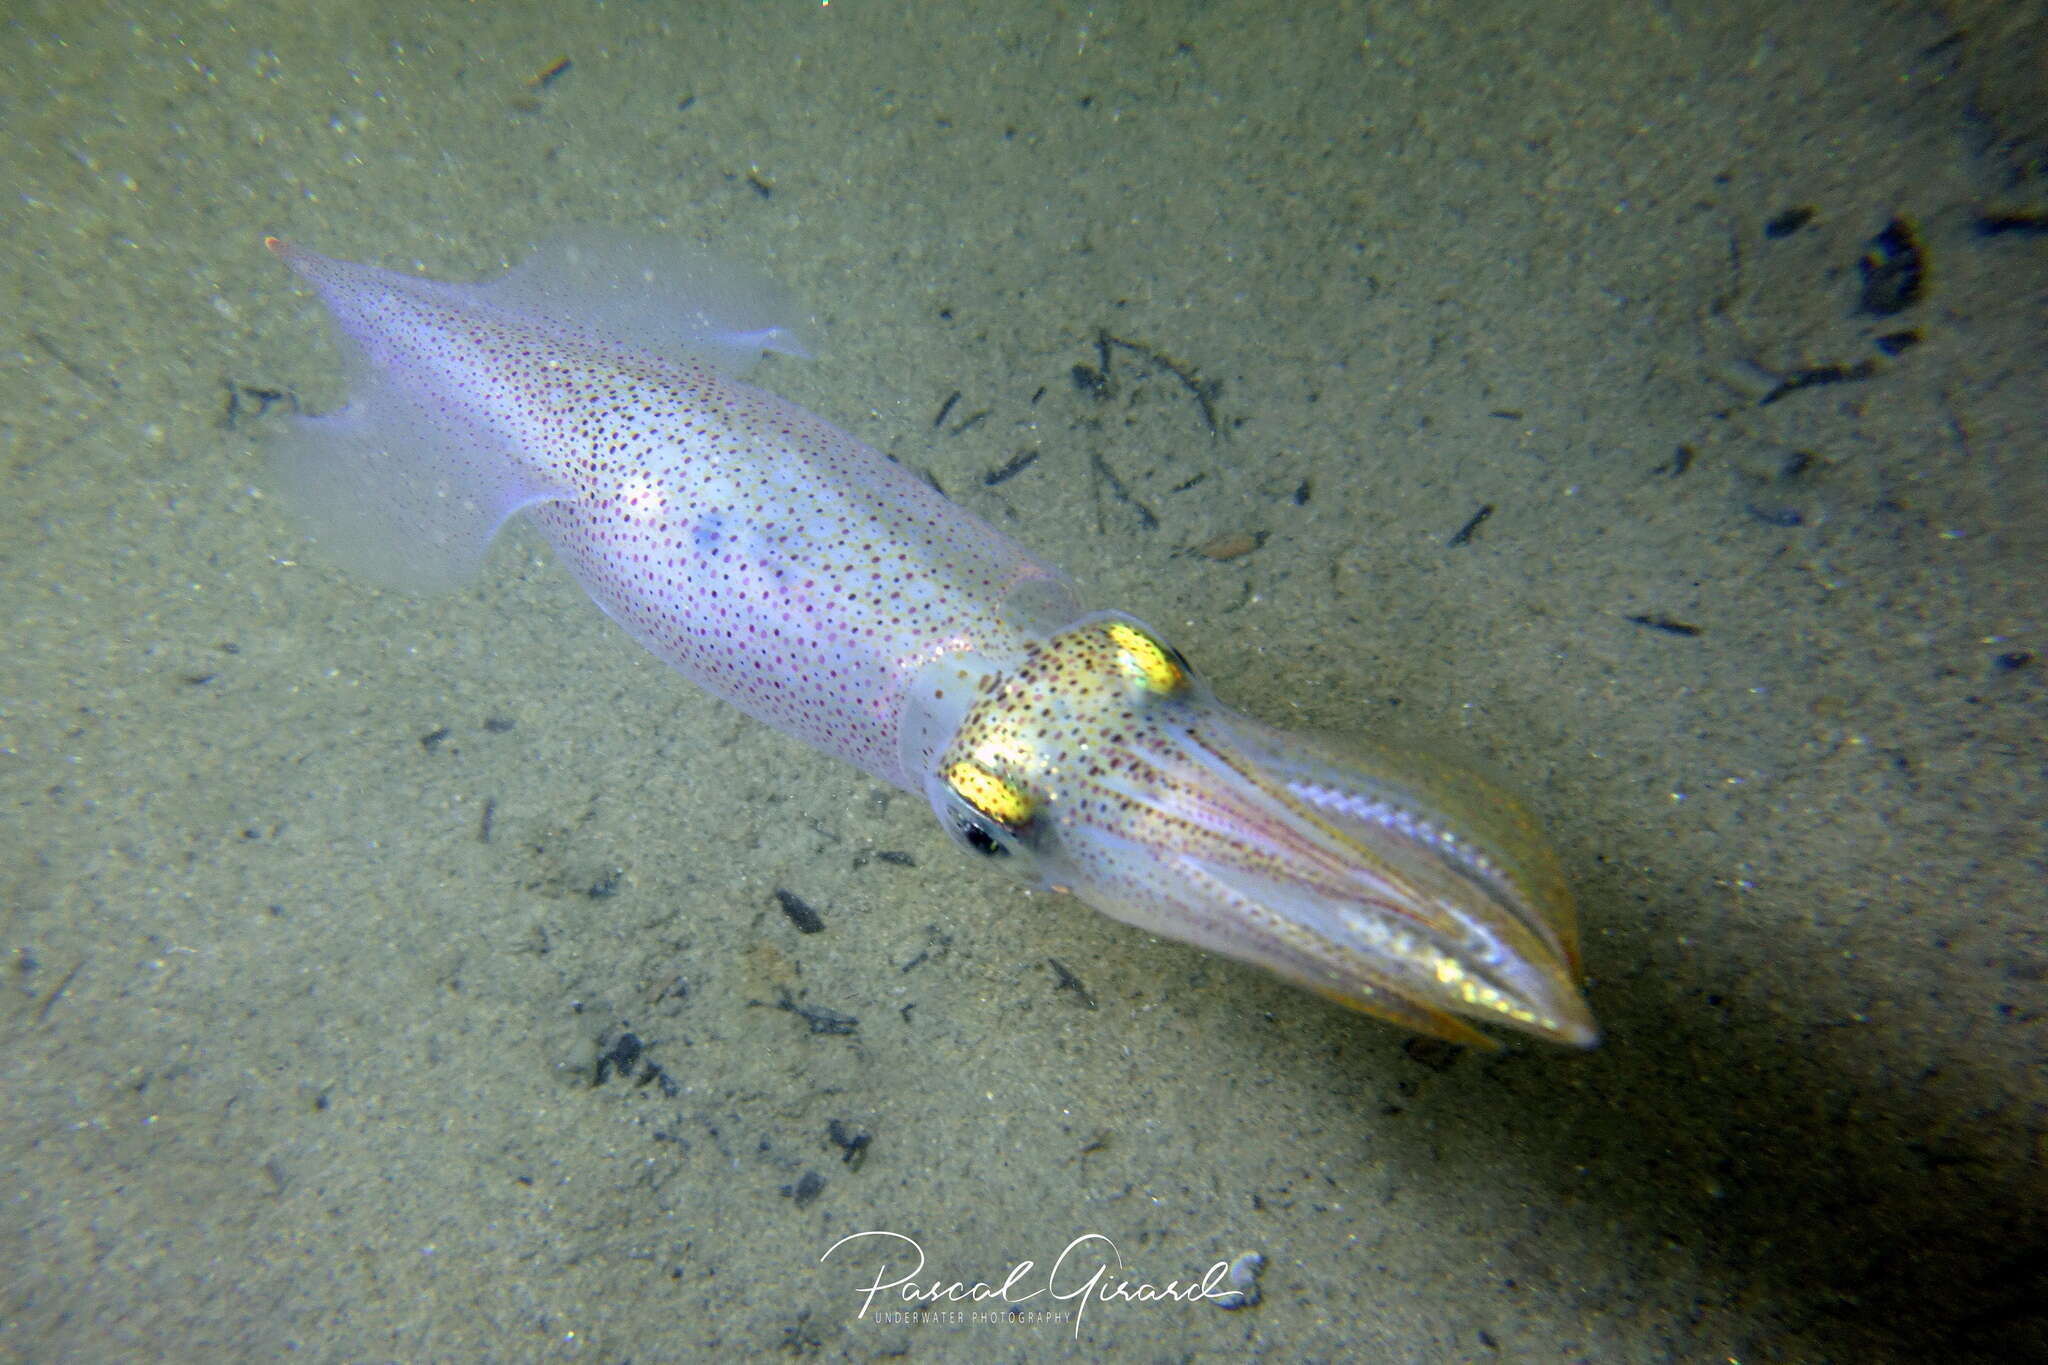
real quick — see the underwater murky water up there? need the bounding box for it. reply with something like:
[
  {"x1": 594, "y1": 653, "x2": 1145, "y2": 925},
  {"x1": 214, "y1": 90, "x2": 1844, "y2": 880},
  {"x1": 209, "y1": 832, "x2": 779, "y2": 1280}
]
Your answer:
[{"x1": 5, "y1": 2, "x2": 2042, "y2": 1360}]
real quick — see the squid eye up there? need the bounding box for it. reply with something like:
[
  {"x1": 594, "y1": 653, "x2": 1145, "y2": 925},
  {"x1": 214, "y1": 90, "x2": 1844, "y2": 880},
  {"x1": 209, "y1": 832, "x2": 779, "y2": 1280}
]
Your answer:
[
  {"x1": 1103, "y1": 620, "x2": 1191, "y2": 696},
  {"x1": 953, "y1": 812, "x2": 1011, "y2": 858},
  {"x1": 943, "y1": 759, "x2": 1036, "y2": 856}
]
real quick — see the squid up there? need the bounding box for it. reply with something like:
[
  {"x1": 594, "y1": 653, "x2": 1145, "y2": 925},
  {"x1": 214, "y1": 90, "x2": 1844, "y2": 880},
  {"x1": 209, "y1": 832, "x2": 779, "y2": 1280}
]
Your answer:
[{"x1": 264, "y1": 233, "x2": 1595, "y2": 1049}]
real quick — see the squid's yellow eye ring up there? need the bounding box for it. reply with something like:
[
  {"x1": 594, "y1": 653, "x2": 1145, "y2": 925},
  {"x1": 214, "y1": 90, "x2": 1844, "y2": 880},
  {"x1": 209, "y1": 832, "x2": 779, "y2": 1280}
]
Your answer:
[
  {"x1": 944, "y1": 759, "x2": 1036, "y2": 831},
  {"x1": 1103, "y1": 621, "x2": 1188, "y2": 696}
]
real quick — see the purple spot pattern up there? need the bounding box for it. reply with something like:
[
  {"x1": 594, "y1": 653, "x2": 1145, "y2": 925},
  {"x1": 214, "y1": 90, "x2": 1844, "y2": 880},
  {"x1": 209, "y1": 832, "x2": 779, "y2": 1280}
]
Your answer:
[{"x1": 273, "y1": 242, "x2": 1071, "y2": 789}]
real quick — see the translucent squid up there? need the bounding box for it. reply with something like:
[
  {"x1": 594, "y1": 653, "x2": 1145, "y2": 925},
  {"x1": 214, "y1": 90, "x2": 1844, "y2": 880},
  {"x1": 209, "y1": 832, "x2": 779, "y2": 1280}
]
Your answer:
[{"x1": 265, "y1": 234, "x2": 1596, "y2": 1049}]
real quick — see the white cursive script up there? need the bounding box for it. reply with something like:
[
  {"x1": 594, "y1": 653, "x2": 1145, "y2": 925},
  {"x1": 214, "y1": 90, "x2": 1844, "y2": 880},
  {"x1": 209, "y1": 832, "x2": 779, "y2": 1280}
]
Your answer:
[{"x1": 818, "y1": 1229, "x2": 1236, "y2": 1338}]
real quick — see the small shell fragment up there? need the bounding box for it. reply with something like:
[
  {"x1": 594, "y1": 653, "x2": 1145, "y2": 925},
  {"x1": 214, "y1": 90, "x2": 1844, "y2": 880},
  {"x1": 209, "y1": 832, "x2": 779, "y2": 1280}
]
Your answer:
[
  {"x1": 1194, "y1": 531, "x2": 1266, "y2": 561},
  {"x1": 1213, "y1": 1251, "x2": 1265, "y2": 1309}
]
